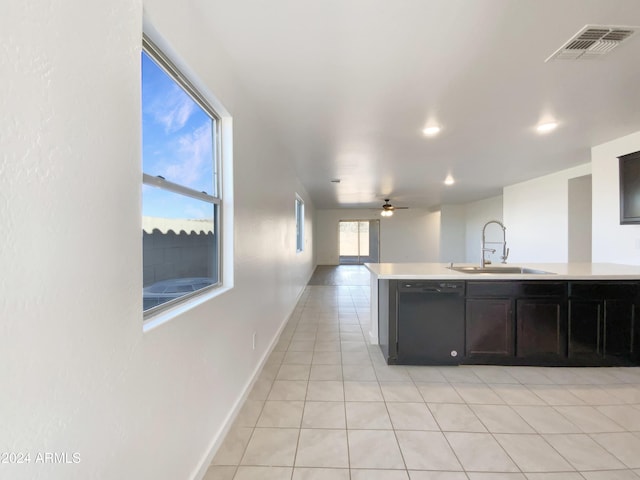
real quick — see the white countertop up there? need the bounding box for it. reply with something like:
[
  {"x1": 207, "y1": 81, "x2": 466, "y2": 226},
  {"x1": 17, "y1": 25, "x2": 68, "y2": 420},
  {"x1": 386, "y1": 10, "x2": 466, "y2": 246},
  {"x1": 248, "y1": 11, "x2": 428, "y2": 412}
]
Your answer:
[{"x1": 364, "y1": 262, "x2": 640, "y2": 280}]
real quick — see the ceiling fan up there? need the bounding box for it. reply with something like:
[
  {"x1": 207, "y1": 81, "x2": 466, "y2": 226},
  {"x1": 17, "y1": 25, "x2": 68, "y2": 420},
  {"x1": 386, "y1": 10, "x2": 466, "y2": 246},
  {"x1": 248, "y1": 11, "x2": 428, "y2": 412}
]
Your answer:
[{"x1": 380, "y1": 198, "x2": 408, "y2": 217}]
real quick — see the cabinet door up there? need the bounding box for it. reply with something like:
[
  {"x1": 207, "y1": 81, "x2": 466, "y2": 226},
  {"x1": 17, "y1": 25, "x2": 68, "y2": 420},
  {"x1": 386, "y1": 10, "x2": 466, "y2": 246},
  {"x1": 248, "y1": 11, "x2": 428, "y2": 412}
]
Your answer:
[
  {"x1": 604, "y1": 300, "x2": 635, "y2": 359},
  {"x1": 517, "y1": 299, "x2": 567, "y2": 359},
  {"x1": 466, "y1": 299, "x2": 513, "y2": 357},
  {"x1": 636, "y1": 303, "x2": 640, "y2": 363},
  {"x1": 568, "y1": 300, "x2": 602, "y2": 359}
]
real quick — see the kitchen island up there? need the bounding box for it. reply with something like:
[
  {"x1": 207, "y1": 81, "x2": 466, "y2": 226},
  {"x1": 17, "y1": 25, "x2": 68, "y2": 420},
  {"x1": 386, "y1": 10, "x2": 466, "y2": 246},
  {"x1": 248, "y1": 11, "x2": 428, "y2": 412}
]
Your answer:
[{"x1": 365, "y1": 262, "x2": 640, "y2": 367}]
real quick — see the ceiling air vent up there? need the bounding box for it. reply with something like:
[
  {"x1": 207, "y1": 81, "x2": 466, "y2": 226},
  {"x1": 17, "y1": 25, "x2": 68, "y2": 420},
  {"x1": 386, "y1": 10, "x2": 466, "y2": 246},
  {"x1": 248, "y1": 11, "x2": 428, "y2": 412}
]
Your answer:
[{"x1": 546, "y1": 25, "x2": 638, "y2": 61}]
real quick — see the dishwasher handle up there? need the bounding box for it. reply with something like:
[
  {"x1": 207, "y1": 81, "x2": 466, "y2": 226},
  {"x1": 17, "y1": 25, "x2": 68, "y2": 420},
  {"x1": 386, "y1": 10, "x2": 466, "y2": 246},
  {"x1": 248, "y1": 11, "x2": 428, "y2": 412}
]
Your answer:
[
  {"x1": 421, "y1": 287, "x2": 443, "y2": 293},
  {"x1": 398, "y1": 282, "x2": 465, "y2": 295}
]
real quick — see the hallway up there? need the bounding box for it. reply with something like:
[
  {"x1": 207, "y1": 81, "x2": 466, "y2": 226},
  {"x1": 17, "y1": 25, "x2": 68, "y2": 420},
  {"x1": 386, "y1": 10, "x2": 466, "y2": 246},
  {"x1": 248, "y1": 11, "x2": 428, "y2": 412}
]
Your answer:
[{"x1": 205, "y1": 267, "x2": 640, "y2": 480}]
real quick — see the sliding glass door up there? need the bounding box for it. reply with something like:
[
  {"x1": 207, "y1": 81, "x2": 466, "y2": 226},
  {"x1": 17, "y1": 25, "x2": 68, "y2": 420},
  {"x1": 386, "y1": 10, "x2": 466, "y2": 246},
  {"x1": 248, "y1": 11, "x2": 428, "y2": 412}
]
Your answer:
[{"x1": 339, "y1": 220, "x2": 380, "y2": 264}]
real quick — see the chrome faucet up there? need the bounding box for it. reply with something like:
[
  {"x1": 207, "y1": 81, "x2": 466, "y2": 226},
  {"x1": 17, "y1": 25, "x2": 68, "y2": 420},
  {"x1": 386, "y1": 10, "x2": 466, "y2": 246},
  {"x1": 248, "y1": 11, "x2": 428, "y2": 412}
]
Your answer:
[{"x1": 481, "y1": 220, "x2": 509, "y2": 267}]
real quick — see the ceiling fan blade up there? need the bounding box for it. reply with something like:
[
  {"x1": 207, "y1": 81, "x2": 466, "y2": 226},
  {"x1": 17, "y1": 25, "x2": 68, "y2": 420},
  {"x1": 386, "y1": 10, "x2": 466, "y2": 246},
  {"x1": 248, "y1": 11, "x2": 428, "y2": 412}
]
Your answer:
[{"x1": 380, "y1": 198, "x2": 409, "y2": 211}]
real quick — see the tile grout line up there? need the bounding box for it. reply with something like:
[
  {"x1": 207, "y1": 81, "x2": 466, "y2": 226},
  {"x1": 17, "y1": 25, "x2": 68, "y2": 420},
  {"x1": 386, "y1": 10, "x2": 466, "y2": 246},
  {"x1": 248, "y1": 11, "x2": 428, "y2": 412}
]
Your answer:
[{"x1": 209, "y1": 274, "x2": 640, "y2": 479}]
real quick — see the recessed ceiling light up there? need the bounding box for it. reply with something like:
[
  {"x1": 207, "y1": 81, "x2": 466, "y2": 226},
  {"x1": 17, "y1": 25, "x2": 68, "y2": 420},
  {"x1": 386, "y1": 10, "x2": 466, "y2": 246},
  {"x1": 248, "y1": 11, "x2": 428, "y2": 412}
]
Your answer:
[
  {"x1": 444, "y1": 175, "x2": 455, "y2": 186},
  {"x1": 422, "y1": 126, "x2": 441, "y2": 136},
  {"x1": 536, "y1": 122, "x2": 558, "y2": 133},
  {"x1": 330, "y1": 179, "x2": 341, "y2": 183}
]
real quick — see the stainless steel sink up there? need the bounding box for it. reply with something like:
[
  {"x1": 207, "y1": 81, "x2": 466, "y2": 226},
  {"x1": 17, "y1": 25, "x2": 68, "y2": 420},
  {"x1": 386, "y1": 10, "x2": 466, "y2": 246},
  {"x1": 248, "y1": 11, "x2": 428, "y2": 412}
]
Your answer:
[{"x1": 448, "y1": 266, "x2": 555, "y2": 275}]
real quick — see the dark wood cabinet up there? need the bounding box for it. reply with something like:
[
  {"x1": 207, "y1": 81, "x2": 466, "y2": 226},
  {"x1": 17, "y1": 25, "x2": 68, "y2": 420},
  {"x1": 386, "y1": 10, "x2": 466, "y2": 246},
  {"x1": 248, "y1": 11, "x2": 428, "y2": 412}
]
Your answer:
[
  {"x1": 567, "y1": 300, "x2": 601, "y2": 357},
  {"x1": 568, "y1": 283, "x2": 637, "y2": 363},
  {"x1": 466, "y1": 298, "x2": 513, "y2": 357},
  {"x1": 466, "y1": 281, "x2": 569, "y2": 362},
  {"x1": 515, "y1": 282, "x2": 567, "y2": 361},
  {"x1": 465, "y1": 282, "x2": 514, "y2": 359},
  {"x1": 635, "y1": 305, "x2": 640, "y2": 363},
  {"x1": 604, "y1": 299, "x2": 635, "y2": 358},
  {"x1": 568, "y1": 299, "x2": 637, "y2": 361},
  {"x1": 516, "y1": 298, "x2": 567, "y2": 359}
]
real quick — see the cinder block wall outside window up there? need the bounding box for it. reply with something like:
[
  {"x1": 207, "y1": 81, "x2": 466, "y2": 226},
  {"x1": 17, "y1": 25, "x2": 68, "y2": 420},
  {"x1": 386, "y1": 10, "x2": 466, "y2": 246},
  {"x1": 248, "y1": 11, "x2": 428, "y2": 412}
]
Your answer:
[{"x1": 143, "y1": 231, "x2": 216, "y2": 285}]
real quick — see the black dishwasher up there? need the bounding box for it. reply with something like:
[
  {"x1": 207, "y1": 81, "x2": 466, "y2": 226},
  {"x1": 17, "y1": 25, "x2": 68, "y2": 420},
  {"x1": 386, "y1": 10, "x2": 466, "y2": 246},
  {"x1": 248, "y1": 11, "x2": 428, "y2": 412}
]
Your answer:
[{"x1": 396, "y1": 281, "x2": 465, "y2": 365}]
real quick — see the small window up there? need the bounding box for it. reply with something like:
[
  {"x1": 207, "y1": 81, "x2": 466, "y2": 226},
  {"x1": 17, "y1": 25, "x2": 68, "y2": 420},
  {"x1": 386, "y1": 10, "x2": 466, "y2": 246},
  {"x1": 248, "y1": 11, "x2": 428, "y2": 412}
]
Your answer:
[
  {"x1": 141, "y1": 36, "x2": 222, "y2": 316},
  {"x1": 295, "y1": 195, "x2": 304, "y2": 253}
]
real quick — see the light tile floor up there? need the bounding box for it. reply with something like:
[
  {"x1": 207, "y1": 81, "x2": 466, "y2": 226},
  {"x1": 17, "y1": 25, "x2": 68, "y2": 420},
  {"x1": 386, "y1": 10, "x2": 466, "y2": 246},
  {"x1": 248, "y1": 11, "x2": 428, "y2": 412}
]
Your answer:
[{"x1": 205, "y1": 284, "x2": 640, "y2": 480}]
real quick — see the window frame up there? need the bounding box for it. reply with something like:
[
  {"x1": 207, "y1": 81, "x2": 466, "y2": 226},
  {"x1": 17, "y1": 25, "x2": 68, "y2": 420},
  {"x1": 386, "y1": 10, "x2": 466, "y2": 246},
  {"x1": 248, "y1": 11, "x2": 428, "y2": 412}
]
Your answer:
[
  {"x1": 295, "y1": 195, "x2": 305, "y2": 253},
  {"x1": 141, "y1": 35, "x2": 224, "y2": 319}
]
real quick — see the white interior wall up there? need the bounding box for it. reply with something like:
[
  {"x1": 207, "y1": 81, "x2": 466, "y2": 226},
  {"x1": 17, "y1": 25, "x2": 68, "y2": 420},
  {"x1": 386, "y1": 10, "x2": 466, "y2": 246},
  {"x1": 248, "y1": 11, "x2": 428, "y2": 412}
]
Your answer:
[
  {"x1": 1, "y1": 2, "x2": 315, "y2": 479},
  {"x1": 464, "y1": 195, "x2": 504, "y2": 264},
  {"x1": 503, "y1": 163, "x2": 591, "y2": 263},
  {"x1": 568, "y1": 175, "x2": 593, "y2": 263},
  {"x1": 592, "y1": 130, "x2": 640, "y2": 264},
  {"x1": 315, "y1": 208, "x2": 441, "y2": 264},
  {"x1": 439, "y1": 204, "x2": 467, "y2": 263},
  {"x1": 383, "y1": 209, "x2": 441, "y2": 263}
]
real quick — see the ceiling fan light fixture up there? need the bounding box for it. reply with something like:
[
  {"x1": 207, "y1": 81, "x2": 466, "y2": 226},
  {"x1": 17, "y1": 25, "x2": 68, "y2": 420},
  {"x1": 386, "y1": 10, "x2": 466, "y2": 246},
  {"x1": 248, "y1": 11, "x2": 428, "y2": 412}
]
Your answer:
[{"x1": 381, "y1": 209, "x2": 393, "y2": 217}]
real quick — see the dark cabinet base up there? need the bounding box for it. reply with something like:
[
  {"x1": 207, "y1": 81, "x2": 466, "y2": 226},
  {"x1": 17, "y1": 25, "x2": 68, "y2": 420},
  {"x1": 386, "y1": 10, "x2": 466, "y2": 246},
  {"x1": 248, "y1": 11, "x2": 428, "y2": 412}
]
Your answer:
[
  {"x1": 568, "y1": 283, "x2": 638, "y2": 365},
  {"x1": 381, "y1": 279, "x2": 640, "y2": 367},
  {"x1": 466, "y1": 298, "x2": 513, "y2": 357},
  {"x1": 517, "y1": 298, "x2": 567, "y2": 361},
  {"x1": 459, "y1": 355, "x2": 637, "y2": 367}
]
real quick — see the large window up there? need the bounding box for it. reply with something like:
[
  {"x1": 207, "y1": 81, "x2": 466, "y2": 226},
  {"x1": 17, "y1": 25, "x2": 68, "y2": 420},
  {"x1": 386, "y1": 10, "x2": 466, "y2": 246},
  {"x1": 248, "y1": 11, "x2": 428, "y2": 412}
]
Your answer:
[
  {"x1": 141, "y1": 36, "x2": 222, "y2": 315},
  {"x1": 295, "y1": 195, "x2": 304, "y2": 252}
]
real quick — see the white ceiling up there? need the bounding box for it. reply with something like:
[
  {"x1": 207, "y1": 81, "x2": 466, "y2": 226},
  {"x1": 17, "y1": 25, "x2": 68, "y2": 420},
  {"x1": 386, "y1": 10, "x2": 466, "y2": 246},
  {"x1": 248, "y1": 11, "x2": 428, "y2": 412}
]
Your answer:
[{"x1": 194, "y1": 0, "x2": 640, "y2": 209}]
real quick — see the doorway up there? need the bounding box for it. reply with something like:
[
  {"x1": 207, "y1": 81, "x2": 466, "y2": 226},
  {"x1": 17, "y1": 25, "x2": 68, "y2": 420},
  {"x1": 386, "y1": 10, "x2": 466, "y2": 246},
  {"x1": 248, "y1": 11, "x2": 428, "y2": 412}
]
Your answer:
[{"x1": 339, "y1": 220, "x2": 380, "y2": 264}]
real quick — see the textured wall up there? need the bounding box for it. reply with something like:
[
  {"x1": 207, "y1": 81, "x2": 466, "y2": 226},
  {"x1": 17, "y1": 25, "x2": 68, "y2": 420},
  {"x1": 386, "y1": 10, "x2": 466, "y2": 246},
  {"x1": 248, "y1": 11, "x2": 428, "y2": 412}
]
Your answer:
[
  {"x1": 503, "y1": 164, "x2": 591, "y2": 263},
  {"x1": 439, "y1": 204, "x2": 466, "y2": 263},
  {"x1": 464, "y1": 195, "x2": 504, "y2": 264},
  {"x1": 592, "y1": 130, "x2": 640, "y2": 264},
  {"x1": 315, "y1": 208, "x2": 441, "y2": 264},
  {"x1": 0, "y1": 1, "x2": 315, "y2": 479}
]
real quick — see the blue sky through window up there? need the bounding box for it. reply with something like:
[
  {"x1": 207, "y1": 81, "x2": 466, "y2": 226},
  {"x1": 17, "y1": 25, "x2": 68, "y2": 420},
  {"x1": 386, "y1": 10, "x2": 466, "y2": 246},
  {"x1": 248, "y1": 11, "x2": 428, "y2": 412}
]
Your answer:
[{"x1": 142, "y1": 51, "x2": 214, "y2": 220}]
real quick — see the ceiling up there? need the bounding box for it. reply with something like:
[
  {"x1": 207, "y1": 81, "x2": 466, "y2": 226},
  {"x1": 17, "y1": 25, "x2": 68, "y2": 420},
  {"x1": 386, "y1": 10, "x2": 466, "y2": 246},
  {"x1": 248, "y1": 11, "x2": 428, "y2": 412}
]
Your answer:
[{"x1": 194, "y1": 0, "x2": 640, "y2": 209}]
